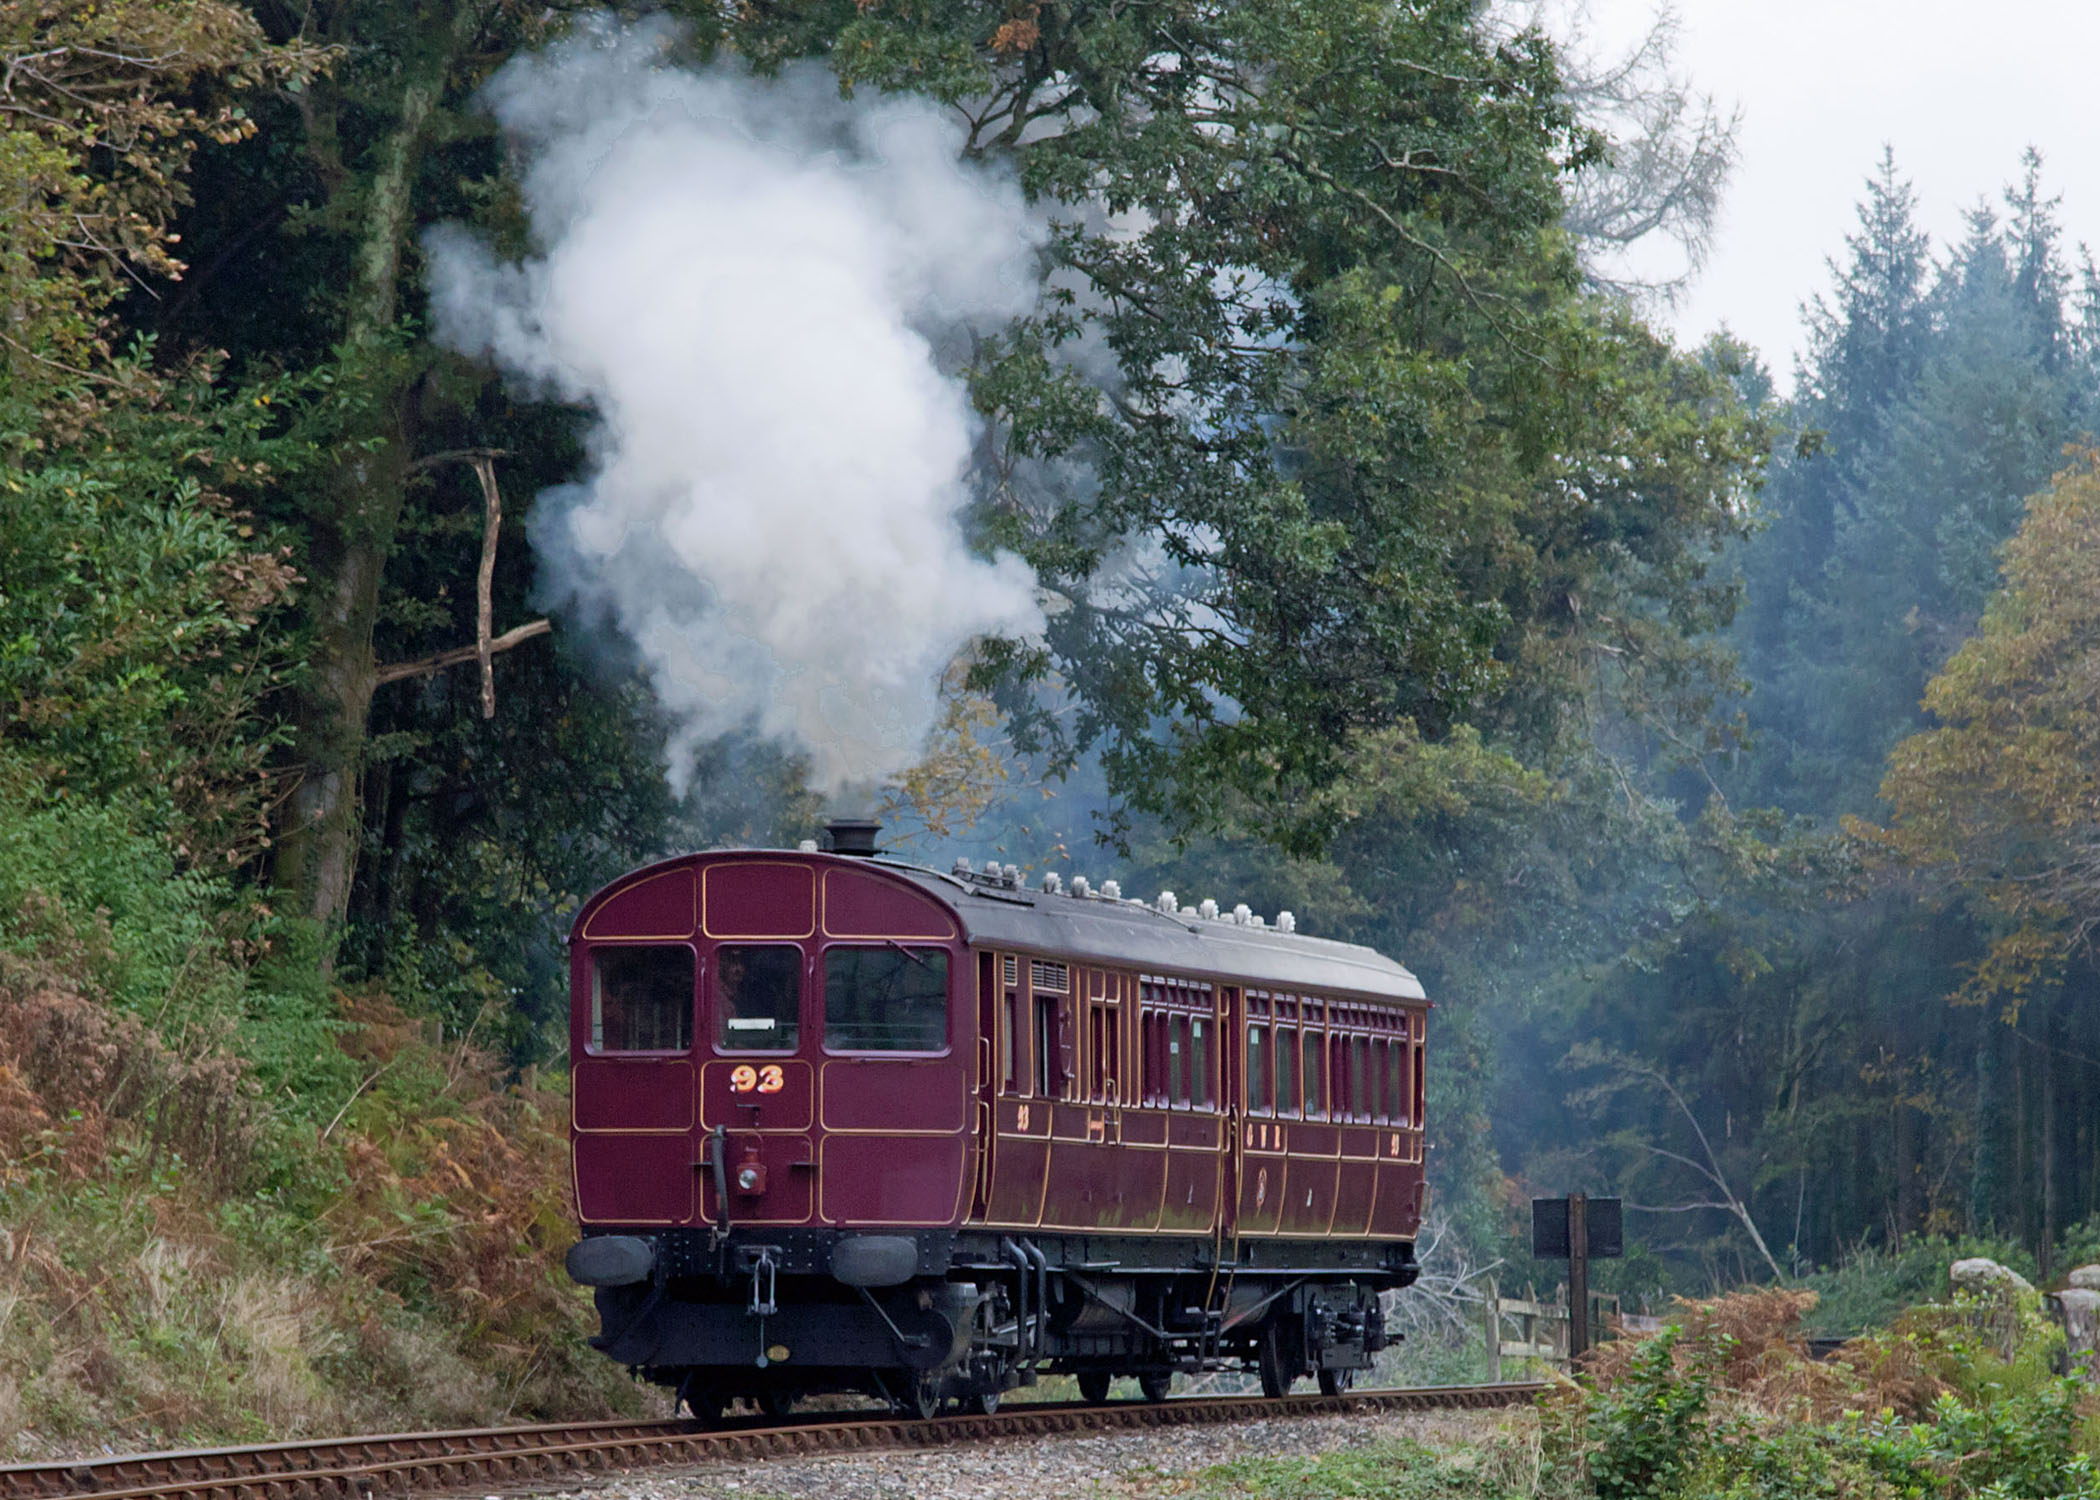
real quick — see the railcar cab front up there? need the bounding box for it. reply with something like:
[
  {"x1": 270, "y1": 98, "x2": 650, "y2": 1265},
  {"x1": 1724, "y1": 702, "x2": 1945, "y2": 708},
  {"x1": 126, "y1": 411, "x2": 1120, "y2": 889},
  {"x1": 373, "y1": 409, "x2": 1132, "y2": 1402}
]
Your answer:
[{"x1": 569, "y1": 845, "x2": 973, "y2": 1236}]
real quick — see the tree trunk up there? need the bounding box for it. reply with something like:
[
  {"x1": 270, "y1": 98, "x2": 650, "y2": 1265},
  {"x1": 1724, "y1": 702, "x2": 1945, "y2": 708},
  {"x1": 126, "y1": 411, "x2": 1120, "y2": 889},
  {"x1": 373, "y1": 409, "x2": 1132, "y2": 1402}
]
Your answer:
[
  {"x1": 1971, "y1": 1009, "x2": 2001, "y2": 1233},
  {"x1": 271, "y1": 28, "x2": 466, "y2": 952},
  {"x1": 2041, "y1": 995, "x2": 2059, "y2": 1276},
  {"x1": 1894, "y1": 1096, "x2": 1923, "y2": 1244}
]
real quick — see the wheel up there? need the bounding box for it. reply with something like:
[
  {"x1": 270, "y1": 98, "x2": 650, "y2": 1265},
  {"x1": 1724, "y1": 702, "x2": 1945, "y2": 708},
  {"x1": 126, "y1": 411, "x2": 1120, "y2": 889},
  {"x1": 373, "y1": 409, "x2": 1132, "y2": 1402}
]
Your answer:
[
  {"x1": 898, "y1": 1375, "x2": 942, "y2": 1420},
  {"x1": 1138, "y1": 1372, "x2": 1172, "y2": 1404},
  {"x1": 754, "y1": 1388, "x2": 793, "y2": 1420},
  {"x1": 1076, "y1": 1370, "x2": 1113, "y2": 1404},
  {"x1": 679, "y1": 1382, "x2": 724, "y2": 1426},
  {"x1": 968, "y1": 1385, "x2": 1002, "y2": 1416},
  {"x1": 1257, "y1": 1321, "x2": 1295, "y2": 1399},
  {"x1": 1317, "y1": 1367, "x2": 1354, "y2": 1396}
]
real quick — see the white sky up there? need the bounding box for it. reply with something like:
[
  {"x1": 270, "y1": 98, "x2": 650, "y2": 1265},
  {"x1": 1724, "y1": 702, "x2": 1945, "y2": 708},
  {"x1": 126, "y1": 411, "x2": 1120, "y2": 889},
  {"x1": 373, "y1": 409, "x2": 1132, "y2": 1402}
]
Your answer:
[{"x1": 1573, "y1": 0, "x2": 2100, "y2": 386}]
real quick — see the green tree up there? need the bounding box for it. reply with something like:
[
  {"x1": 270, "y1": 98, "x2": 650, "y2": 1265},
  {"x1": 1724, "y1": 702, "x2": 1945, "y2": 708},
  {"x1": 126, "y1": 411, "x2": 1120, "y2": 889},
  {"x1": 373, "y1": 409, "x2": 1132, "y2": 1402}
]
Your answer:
[{"x1": 1874, "y1": 453, "x2": 2100, "y2": 1002}]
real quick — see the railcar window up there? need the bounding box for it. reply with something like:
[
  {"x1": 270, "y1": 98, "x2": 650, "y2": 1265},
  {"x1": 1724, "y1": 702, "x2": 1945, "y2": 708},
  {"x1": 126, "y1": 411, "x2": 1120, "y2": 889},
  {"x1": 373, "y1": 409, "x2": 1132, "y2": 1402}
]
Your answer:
[
  {"x1": 1167, "y1": 1016, "x2": 1187, "y2": 1106},
  {"x1": 591, "y1": 945, "x2": 693, "y2": 1053},
  {"x1": 1002, "y1": 990, "x2": 1019, "y2": 1089},
  {"x1": 1303, "y1": 1028, "x2": 1325, "y2": 1119},
  {"x1": 1246, "y1": 1024, "x2": 1270, "y2": 1113},
  {"x1": 1351, "y1": 1037, "x2": 1369, "y2": 1122},
  {"x1": 1413, "y1": 1033, "x2": 1426, "y2": 1124},
  {"x1": 1035, "y1": 994, "x2": 1060, "y2": 1096},
  {"x1": 1276, "y1": 1028, "x2": 1299, "y2": 1116},
  {"x1": 823, "y1": 946, "x2": 949, "y2": 1052},
  {"x1": 715, "y1": 945, "x2": 800, "y2": 1051},
  {"x1": 1191, "y1": 1019, "x2": 1213, "y2": 1107},
  {"x1": 1385, "y1": 1039, "x2": 1406, "y2": 1126}
]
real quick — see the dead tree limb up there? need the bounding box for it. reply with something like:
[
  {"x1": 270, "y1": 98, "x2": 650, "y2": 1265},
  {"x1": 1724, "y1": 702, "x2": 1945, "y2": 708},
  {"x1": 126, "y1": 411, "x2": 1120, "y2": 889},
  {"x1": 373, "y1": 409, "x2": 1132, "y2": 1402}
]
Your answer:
[
  {"x1": 405, "y1": 446, "x2": 510, "y2": 473},
  {"x1": 472, "y1": 454, "x2": 501, "y2": 717},
  {"x1": 374, "y1": 619, "x2": 551, "y2": 687},
  {"x1": 380, "y1": 449, "x2": 541, "y2": 715}
]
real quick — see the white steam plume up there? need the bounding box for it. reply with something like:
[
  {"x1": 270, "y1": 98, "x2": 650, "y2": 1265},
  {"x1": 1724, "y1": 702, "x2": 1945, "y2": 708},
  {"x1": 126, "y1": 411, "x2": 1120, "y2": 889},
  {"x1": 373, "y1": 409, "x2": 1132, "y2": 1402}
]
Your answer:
[{"x1": 426, "y1": 19, "x2": 1045, "y2": 793}]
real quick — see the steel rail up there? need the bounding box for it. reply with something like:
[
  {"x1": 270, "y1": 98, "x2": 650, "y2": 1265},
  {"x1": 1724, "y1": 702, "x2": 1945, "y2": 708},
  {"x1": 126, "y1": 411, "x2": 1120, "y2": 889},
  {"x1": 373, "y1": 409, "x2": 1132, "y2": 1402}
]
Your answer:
[{"x1": 7, "y1": 1385, "x2": 1547, "y2": 1500}]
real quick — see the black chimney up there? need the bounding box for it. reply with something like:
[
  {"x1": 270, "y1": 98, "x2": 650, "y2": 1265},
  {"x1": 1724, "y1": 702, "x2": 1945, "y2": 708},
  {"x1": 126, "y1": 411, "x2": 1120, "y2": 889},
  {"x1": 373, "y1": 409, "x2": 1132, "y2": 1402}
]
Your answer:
[{"x1": 825, "y1": 818, "x2": 881, "y2": 857}]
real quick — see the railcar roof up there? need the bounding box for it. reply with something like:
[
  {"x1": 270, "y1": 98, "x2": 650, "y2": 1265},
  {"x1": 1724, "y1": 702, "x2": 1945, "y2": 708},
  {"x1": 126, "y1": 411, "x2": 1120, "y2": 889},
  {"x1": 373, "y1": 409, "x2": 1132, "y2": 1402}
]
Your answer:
[{"x1": 876, "y1": 860, "x2": 1427, "y2": 1005}]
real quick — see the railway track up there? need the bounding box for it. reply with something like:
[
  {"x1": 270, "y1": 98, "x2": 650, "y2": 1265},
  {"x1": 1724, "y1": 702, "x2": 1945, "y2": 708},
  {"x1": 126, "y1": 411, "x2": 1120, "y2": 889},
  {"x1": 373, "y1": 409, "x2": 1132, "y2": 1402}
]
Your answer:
[{"x1": 0, "y1": 1385, "x2": 1547, "y2": 1500}]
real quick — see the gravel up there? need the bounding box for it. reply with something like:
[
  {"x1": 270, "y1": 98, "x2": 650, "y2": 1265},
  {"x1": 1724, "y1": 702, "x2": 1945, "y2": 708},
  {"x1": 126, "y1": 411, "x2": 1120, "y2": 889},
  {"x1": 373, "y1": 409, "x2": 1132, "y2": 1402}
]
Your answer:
[{"x1": 524, "y1": 1405, "x2": 1528, "y2": 1500}]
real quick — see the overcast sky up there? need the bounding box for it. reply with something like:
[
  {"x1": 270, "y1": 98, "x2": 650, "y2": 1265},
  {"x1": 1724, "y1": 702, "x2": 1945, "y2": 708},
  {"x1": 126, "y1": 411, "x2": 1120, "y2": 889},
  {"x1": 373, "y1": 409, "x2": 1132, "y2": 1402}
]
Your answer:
[{"x1": 1571, "y1": 0, "x2": 2100, "y2": 387}]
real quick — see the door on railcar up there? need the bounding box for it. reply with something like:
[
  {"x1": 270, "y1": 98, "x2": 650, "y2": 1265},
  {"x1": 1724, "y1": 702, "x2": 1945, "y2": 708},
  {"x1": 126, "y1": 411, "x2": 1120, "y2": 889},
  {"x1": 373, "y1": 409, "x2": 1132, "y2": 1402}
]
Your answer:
[
  {"x1": 1329, "y1": 1006, "x2": 1379, "y2": 1238},
  {"x1": 1138, "y1": 978, "x2": 1224, "y2": 1234},
  {"x1": 696, "y1": 860, "x2": 822, "y2": 1228},
  {"x1": 979, "y1": 952, "x2": 1055, "y2": 1228},
  {"x1": 1368, "y1": 1007, "x2": 1429, "y2": 1238},
  {"x1": 572, "y1": 865, "x2": 702, "y2": 1228},
  {"x1": 1236, "y1": 991, "x2": 1285, "y2": 1235}
]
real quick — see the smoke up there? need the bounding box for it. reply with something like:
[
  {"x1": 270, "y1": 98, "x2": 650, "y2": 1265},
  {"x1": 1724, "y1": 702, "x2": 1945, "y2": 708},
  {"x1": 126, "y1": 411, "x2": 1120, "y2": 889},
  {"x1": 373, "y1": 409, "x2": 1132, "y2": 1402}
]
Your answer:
[{"x1": 426, "y1": 19, "x2": 1046, "y2": 794}]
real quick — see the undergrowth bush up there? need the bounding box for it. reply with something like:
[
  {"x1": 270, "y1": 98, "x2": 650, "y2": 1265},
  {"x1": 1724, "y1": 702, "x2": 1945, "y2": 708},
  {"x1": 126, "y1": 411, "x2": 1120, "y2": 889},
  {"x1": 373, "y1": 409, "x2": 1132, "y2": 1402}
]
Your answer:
[
  {"x1": 0, "y1": 773, "x2": 644, "y2": 1453},
  {"x1": 1545, "y1": 1288, "x2": 2100, "y2": 1499},
  {"x1": 1800, "y1": 1236, "x2": 2044, "y2": 1337}
]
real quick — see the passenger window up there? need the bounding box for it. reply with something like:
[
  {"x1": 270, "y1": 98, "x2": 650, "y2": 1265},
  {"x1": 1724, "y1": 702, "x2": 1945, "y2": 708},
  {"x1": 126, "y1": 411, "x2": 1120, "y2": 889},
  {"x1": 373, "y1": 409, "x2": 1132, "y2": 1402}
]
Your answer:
[
  {"x1": 1246, "y1": 1024, "x2": 1270, "y2": 1113},
  {"x1": 591, "y1": 945, "x2": 693, "y2": 1053},
  {"x1": 824, "y1": 946, "x2": 949, "y2": 1051},
  {"x1": 1387, "y1": 1039, "x2": 1407, "y2": 1125},
  {"x1": 1276, "y1": 1028, "x2": 1299, "y2": 1115},
  {"x1": 1302, "y1": 1029, "x2": 1324, "y2": 1118},
  {"x1": 715, "y1": 945, "x2": 800, "y2": 1050},
  {"x1": 1351, "y1": 1037, "x2": 1369, "y2": 1122},
  {"x1": 1191, "y1": 1019, "x2": 1212, "y2": 1107},
  {"x1": 1168, "y1": 1017, "x2": 1188, "y2": 1107}
]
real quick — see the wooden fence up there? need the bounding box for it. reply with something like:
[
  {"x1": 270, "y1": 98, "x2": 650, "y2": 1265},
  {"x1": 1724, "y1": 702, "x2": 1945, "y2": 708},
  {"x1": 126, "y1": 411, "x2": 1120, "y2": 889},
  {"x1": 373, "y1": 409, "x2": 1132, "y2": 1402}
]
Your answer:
[{"x1": 1484, "y1": 1280, "x2": 1656, "y2": 1377}]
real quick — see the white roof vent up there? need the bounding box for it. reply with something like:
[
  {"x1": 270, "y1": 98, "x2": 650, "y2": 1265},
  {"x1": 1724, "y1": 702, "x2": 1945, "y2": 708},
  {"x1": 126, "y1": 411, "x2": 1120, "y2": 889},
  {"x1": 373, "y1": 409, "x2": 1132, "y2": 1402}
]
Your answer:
[
  {"x1": 1156, "y1": 891, "x2": 1178, "y2": 913},
  {"x1": 1276, "y1": 910, "x2": 1296, "y2": 933},
  {"x1": 1232, "y1": 902, "x2": 1253, "y2": 925},
  {"x1": 1042, "y1": 871, "x2": 1064, "y2": 895},
  {"x1": 952, "y1": 856, "x2": 974, "y2": 875},
  {"x1": 798, "y1": 839, "x2": 820, "y2": 853},
  {"x1": 1198, "y1": 898, "x2": 1220, "y2": 920},
  {"x1": 1248, "y1": 913, "x2": 1266, "y2": 928},
  {"x1": 1002, "y1": 864, "x2": 1022, "y2": 889},
  {"x1": 1072, "y1": 875, "x2": 1092, "y2": 899},
  {"x1": 1101, "y1": 879, "x2": 1122, "y2": 901}
]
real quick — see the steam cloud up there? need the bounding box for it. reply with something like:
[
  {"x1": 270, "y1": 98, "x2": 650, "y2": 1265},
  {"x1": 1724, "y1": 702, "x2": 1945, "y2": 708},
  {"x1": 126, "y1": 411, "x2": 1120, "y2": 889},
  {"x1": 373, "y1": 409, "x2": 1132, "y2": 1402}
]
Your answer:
[{"x1": 427, "y1": 20, "x2": 1045, "y2": 793}]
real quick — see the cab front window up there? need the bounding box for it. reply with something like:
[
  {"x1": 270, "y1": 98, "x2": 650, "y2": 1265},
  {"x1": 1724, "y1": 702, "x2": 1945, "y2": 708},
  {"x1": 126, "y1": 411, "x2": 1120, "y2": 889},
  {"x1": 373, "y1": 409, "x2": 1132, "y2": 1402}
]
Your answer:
[
  {"x1": 715, "y1": 945, "x2": 802, "y2": 1051},
  {"x1": 824, "y1": 946, "x2": 949, "y2": 1052},
  {"x1": 590, "y1": 945, "x2": 694, "y2": 1053}
]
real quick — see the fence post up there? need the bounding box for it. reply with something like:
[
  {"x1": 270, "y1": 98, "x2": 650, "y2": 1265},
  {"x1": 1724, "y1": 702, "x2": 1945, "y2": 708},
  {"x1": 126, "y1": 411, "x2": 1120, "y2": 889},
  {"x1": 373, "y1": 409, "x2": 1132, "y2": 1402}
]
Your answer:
[{"x1": 1485, "y1": 1275, "x2": 1501, "y2": 1382}]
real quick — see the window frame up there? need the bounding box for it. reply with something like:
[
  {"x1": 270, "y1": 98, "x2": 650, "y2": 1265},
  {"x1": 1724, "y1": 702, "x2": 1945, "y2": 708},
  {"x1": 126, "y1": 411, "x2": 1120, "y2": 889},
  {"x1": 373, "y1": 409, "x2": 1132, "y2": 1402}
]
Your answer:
[
  {"x1": 817, "y1": 942, "x2": 954, "y2": 1056},
  {"x1": 709, "y1": 942, "x2": 806, "y2": 1055},
  {"x1": 587, "y1": 942, "x2": 697, "y2": 1056}
]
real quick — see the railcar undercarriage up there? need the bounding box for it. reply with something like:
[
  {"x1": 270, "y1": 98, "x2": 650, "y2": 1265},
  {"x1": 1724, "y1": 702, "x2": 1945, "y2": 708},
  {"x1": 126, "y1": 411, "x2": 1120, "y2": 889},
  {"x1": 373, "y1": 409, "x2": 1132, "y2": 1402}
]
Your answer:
[{"x1": 572, "y1": 1228, "x2": 1419, "y2": 1419}]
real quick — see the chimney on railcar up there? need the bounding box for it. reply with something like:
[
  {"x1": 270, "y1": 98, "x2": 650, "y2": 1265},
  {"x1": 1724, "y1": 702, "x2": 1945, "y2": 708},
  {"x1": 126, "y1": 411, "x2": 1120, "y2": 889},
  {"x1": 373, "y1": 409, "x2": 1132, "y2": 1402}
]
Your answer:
[{"x1": 824, "y1": 817, "x2": 882, "y2": 857}]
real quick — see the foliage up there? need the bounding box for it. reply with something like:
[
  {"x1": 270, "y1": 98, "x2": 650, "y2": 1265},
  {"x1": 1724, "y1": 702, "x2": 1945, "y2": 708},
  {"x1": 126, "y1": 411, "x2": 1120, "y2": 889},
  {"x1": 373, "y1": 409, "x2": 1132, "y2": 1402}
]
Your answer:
[
  {"x1": 0, "y1": 0, "x2": 323, "y2": 396},
  {"x1": 722, "y1": 0, "x2": 1772, "y2": 853},
  {"x1": 1577, "y1": 1329, "x2": 1710, "y2": 1499},
  {"x1": 1799, "y1": 1237, "x2": 2041, "y2": 1339},
  {"x1": 0, "y1": 378, "x2": 305, "y2": 869},
  {"x1": 1482, "y1": 149, "x2": 2100, "y2": 1282},
  {"x1": 1543, "y1": 1288, "x2": 2100, "y2": 1500},
  {"x1": 1870, "y1": 453, "x2": 2100, "y2": 1006}
]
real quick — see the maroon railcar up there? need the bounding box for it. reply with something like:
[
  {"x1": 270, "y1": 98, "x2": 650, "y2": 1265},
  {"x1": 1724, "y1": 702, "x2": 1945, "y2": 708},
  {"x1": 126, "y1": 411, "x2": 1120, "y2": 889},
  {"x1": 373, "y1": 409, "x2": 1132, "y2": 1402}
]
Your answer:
[{"x1": 564, "y1": 825, "x2": 1428, "y2": 1416}]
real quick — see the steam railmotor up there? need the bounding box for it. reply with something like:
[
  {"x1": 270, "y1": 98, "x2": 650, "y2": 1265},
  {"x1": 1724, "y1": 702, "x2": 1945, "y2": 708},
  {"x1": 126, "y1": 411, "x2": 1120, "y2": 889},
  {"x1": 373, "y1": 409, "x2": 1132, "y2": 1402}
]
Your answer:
[{"x1": 563, "y1": 821, "x2": 1429, "y2": 1417}]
